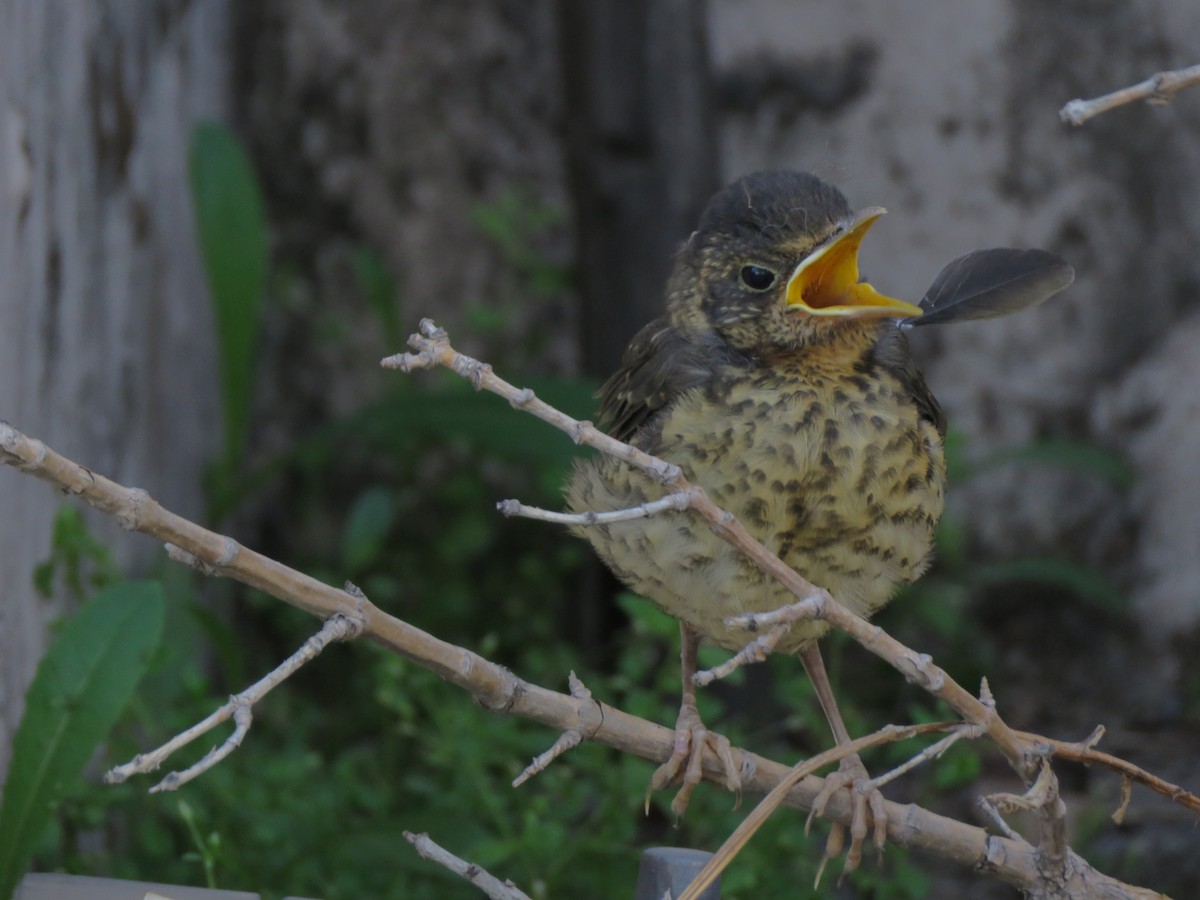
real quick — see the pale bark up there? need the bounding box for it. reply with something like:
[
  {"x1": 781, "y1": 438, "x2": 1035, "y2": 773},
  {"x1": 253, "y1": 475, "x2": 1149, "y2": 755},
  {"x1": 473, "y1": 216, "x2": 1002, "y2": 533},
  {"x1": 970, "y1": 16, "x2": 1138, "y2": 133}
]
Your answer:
[{"x1": 0, "y1": 0, "x2": 230, "y2": 780}]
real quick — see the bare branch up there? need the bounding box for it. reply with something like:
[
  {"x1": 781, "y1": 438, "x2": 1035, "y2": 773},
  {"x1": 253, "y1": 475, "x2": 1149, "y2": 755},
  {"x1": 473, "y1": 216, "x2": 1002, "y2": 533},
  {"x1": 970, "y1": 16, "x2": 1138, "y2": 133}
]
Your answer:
[
  {"x1": 1, "y1": 350, "x2": 1184, "y2": 900},
  {"x1": 381, "y1": 324, "x2": 1038, "y2": 782},
  {"x1": 1061, "y1": 63, "x2": 1200, "y2": 125},
  {"x1": 104, "y1": 612, "x2": 362, "y2": 790},
  {"x1": 403, "y1": 831, "x2": 532, "y2": 900}
]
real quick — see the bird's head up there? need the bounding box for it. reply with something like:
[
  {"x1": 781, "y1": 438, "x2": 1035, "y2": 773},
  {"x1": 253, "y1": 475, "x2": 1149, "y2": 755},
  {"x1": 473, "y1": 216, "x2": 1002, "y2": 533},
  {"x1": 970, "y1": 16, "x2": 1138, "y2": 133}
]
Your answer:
[{"x1": 668, "y1": 171, "x2": 922, "y2": 353}]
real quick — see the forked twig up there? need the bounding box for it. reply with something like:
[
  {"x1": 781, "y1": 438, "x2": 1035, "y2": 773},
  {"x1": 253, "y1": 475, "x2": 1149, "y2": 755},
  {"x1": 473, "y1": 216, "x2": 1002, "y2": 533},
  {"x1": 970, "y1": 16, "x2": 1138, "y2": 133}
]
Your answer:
[
  {"x1": 383, "y1": 321, "x2": 1037, "y2": 778},
  {"x1": 105, "y1": 611, "x2": 363, "y2": 790},
  {"x1": 513, "y1": 672, "x2": 597, "y2": 787}
]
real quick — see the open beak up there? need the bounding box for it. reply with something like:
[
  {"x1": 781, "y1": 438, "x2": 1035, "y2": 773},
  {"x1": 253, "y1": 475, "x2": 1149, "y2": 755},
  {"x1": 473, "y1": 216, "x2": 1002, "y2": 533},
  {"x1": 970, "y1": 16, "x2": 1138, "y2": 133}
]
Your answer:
[{"x1": 784, "y1": 207, "x2": 923, "y2": 319}]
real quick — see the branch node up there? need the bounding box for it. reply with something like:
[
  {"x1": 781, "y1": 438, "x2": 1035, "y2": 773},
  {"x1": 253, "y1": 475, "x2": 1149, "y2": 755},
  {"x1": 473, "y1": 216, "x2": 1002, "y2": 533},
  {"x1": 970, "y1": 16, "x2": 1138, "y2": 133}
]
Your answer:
[
  {"x1": 570, "y1": 420, "x2": 592, "y2": 444},
  {"x1": 513, "y1": 672, "x2": 596, "y2": 787},
  {"x1": 115, "y1": 488, "x2": 149, "y2": 529},
  {"x1": 216, "y1": 535, "x2": 240, "y2": 566},
  {"x1": 165, "y1": 543, "x2": 220, "y2": 576},
  {"x1": 418, "y1": 317, "x2": 445, "y2": 340},
  {"x1": 510, "y1": 387, "x2": 536, "y2": 409},
  {"x1": 463, "y1": 359, "x2": 492, "y2": 390},
  {"x1": 898, "y1": 651, "x2": 943, "y2": 691}
]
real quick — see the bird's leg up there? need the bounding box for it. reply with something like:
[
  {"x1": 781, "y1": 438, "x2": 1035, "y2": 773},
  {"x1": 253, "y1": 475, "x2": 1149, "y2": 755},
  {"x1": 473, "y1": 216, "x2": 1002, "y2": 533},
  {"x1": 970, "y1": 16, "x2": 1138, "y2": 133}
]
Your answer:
[
  {"x1": 647, "y1": 623, "x2": 742, "y2": 819},
  {"x1": 799, "y1": 642, "x2": 888, "y2": 878}
]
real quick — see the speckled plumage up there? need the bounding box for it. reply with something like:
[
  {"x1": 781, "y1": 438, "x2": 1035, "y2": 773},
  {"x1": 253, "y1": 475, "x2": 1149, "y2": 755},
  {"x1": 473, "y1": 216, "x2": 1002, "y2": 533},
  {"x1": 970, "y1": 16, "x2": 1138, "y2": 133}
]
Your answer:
[{"x1": 566, "y1": 172, "x2": 947, "y2": 652}]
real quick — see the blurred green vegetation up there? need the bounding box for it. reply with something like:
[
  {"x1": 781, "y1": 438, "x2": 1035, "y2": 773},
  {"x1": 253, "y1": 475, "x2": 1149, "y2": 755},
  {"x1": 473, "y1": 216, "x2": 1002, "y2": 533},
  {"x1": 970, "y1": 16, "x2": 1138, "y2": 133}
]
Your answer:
[{"x1": 17, "y1": 124, "x2": 1137, "y2": 899}]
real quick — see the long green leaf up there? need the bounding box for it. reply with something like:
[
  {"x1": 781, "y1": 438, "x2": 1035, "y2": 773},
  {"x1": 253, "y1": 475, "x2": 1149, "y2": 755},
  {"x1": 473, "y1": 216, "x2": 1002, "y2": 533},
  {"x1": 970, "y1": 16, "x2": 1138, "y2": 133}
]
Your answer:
[
  {"x1": 189, "y1": 122, "x2": 268, "y2": 465},
  {"x1": 966, "y1": 439, "x2": 1134, "y2": 489},
  {"x1": 969, "y1": 557, "x2": 1127, "y2": 613},
  {"x1": 0, "y1": 581, "x2": 165, "y2": 899}
]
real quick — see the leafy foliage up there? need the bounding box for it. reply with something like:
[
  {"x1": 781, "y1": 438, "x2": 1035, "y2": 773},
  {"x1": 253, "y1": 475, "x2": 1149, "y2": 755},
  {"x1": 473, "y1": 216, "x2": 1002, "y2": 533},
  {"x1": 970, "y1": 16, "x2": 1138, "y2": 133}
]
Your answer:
[
  {"x1": 31, "y1": 506, "x2": 121, "y2": 602},
  {"x1": 0, "y1": 581, "x2": 164, "y2": 900},
  {"x1": 19, "y1": 146, "x2": 1139, "y2": 899},
  {"x1": 189, "y1": 122, "x2": 268, "y2": 477}
]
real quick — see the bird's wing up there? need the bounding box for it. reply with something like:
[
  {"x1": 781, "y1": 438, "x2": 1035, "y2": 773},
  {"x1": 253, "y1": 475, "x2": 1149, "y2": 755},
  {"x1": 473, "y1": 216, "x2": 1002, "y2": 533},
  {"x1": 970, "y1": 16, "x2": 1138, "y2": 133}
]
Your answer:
[
  {"x1": 595, "y1": 319, "x2": 744, "y2": 444},
  {"x1": 872, "y1": 326, "x2": 947, "y2": 439}
]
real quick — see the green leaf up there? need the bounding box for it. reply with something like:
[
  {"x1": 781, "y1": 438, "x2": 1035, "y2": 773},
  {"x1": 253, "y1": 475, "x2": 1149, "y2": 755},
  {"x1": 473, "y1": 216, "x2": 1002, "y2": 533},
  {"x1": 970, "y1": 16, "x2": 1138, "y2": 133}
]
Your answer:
[
  {"x1": 966, "y1": 439, "x2": 1134, "y2": 489},
  {"x1": 342, "y1": 486, "x2": 399, "y2": 574},
  {"x1": 0, "y1": 580, "x2": 165, "y2": 899},
  {"x1": 308, "y1": 377, "x2": 598, "y2": 470},
  {"x1": 617, "y1": 593, "x2": 678, "y2": 642},
  {"x1": 349, "y1": 246, "x2": 401, "y2": 351},
  {"x1": 970, "y1": 556, "x2": 1127, "y2": 613},
  {"x1": 189, "y1": 122, "x2": 268, "y2": 466}
]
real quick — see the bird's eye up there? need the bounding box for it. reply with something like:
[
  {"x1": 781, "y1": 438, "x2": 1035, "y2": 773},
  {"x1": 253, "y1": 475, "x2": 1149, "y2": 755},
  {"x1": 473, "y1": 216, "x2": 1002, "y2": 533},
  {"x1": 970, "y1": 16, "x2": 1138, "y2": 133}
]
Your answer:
[{"x1": 739, "y1": 265, "x2": 776, "y2": 291}]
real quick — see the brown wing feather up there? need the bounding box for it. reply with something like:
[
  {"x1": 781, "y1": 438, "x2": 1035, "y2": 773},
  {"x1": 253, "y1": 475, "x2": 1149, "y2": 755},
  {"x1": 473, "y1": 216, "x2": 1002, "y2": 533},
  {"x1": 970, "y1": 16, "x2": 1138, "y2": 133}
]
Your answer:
[{"x1": 596, "y1": 319, "x2": 748, "y2": 445}]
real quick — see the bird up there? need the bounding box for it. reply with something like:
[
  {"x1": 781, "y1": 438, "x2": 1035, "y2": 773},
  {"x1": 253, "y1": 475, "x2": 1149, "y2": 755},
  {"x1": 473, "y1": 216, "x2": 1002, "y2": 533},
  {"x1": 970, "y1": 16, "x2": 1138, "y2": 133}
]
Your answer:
[{"x1": 564, "y1": 170, "x2": 1072, "y2": 865}]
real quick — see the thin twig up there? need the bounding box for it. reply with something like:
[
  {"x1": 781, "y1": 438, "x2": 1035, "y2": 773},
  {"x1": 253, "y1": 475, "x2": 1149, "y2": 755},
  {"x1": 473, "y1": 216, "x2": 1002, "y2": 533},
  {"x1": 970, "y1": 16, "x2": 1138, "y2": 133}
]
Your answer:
[
  {"x1": 693, "y1": 623, "x2": 791, "y2": 686},
  {"x1": 869, "y1": 724, "x2": 984, "y2": 791},
  {"x1": 513, "y1": 673, "x2": 594, "y2": 787},
  {"x1": 1061, "y1": 63, "x2": 1200, "y2": 125},
  {"x1": 404, "y1": 831, "x2": 532, "y2": 900},
  {"x1": 382, "y1": 322, "x2": 1037, "y2": 780},
  {"x1": 977, "y1": 796, "x2": 1029, "y2": 844},
  {"x1": 677, "y1": 722, "x2": 957, "y2": 900},
  {"x1": 1016, "y1": 729, "x2": 1200, "y2": 817},
  {"x1": 498, "y1": 489, "x2": 697, "y2": 525},
  {"x1": 1113, "y1": 776, "x2": 1134, "y2": 826},
  {"x1": 104, "y1": 613, "x2": 362, "y2": 790}
]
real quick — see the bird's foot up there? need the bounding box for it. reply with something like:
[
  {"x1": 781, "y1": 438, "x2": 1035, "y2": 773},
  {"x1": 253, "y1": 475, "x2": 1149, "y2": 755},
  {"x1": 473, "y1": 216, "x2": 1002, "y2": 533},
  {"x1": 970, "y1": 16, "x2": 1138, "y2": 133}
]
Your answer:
[
  {"x1": 805, "y1": 755, "x2": 888, "y2": 884},
  {"x1": 646, "y1": 700, "x2": 742, "y2": 820}
]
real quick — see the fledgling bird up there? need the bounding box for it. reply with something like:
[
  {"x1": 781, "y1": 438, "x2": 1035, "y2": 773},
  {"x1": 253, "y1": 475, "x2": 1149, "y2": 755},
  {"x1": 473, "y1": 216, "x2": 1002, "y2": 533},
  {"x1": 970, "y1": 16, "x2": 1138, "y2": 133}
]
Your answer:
[{"x1": 565, "y1": 171, "x2": 1072, "y2": 857}]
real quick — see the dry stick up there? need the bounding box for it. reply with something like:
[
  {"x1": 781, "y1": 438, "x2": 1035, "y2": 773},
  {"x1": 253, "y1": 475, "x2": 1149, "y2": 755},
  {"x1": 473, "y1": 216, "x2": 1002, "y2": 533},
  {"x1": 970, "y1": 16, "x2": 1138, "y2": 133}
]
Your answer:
[
  {"x1": 676, "y1": 722, "x2": 961, "y2": 900},
  {"x1": 383, "y1": 322, "x2": 1187, "y2": 899},
  {"x1": 869, "y1": 724, "x2": 982, "y2": 791},
  {"x1": 512, "y1": 671, "x2": 591, "y2": 787},
  {"x1": 498, "y1": 490, "x2": 697, "y2": 525},
  {"x1": 0, "y1": 406, "x2": 1176, "y2": 898},
  {"x1": 403, "y1": 832, "x2": 532, "y2": 900},
  {"x1": 1061, "y1": 63, "x2": 1200, "y2": 125},
  {"x1": 0, "y1": 418, "x2": 1049, "y2": 889},
  {"x1": 1017, "y1": 731, "x2": 1200, "y2": 817},
  {"x1": 382, "y1": 322, "x2": 1033, "y2": 778},
  {"x1": 105, "y1": 610, "x2": 363, "y2": 791}
]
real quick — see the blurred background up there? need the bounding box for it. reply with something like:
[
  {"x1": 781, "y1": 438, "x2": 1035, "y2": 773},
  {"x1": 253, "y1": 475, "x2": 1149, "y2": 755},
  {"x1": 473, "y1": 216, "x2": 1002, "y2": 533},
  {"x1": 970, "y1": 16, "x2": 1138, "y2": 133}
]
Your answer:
[{"x1": 2, "y1": 1, "x2": 1199, "y2": 897}]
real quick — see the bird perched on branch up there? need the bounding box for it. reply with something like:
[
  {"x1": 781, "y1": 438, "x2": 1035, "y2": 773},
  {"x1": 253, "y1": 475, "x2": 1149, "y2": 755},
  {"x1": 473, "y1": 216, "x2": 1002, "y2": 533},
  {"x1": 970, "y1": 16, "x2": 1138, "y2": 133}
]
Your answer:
[{"x1": 565, "y1": 170, "x2": 1072, "y2": 866}]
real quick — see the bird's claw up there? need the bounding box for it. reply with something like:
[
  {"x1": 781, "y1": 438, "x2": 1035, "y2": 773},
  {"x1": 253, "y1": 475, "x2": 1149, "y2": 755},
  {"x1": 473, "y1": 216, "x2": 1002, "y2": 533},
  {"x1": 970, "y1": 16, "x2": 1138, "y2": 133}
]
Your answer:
[
  {"x1": 646, "y1": 701, "x2": 742, "y2": 820},
  {"x1": 805, "y1": 758, "x2": 888, "y2": 884}
]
